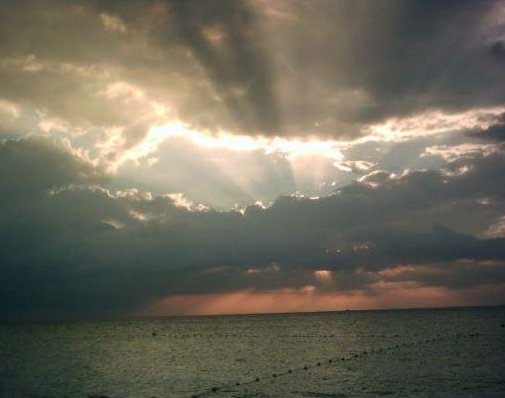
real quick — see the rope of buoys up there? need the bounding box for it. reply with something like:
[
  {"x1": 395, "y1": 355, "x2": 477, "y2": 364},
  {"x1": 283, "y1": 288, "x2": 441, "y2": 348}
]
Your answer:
[{"x1": 190, "y1": 331, "x2": 484, "y2": 397}]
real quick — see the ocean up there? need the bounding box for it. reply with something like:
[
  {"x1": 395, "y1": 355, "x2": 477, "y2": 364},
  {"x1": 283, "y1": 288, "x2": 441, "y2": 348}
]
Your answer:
[{"x1": 0, "y1": 306, "x2": 504, "y2": 398}]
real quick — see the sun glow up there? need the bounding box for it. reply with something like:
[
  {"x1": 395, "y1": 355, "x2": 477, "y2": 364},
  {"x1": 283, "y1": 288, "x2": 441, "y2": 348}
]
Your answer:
[
  {"x1": 139, "y1": 283, "x2": 487, "y2": 317},
  {"x1": 118, "y1": 104, "x2": 505, "y2": 170},
  {"x1": 118, "y1": 121, "x2": 346, "y2": 171}
]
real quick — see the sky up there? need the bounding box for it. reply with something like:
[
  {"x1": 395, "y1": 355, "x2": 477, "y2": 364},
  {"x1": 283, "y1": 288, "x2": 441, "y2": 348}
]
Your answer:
[{"x1": 1, "y1": 0, "x2": 505, "y2": 321}]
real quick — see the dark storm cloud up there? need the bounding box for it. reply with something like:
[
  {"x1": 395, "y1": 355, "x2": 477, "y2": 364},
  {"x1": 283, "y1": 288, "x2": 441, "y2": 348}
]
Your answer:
[
  {"x1": 166, "y1": 0, "x2": 280, "y2": 134},
  {"x1": 322, "y1": 225, "x2": 505, "y2": 271},
  {"x1": 2, "y1": 136, "x2": 505, "y2": 321},
  {"x1": 490, "y1": 40, "x2": 505, "y2": 59},
  {"x1": 0, "y1": 137, "x2": 103, "y2": 204},
  {"x1": 471, "y1": 113, "x2": 505, "y2": 141},
  {"x1": 249, "y1": 0, "x2": 505, "y2": 136}
]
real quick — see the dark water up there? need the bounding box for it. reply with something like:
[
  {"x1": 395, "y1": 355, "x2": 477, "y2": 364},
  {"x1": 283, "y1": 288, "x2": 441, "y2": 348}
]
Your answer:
[{"x1": 0, "y1": 306, "x2": 504, "y2": 398}]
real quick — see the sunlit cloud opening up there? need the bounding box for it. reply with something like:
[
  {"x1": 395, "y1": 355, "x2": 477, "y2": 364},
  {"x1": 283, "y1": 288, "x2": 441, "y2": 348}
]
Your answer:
[
  {"x1": 115, "y1": 105, "x2": 505, "y2": 174},
  {"x1": 144, "y1": 122, "x2": 346, "y2": 160}
]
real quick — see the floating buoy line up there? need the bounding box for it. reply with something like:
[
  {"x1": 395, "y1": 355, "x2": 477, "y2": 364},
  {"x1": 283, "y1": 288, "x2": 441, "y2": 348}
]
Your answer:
[{"x1": 189, "y1": 331, "x2": 485, "y2": 398}]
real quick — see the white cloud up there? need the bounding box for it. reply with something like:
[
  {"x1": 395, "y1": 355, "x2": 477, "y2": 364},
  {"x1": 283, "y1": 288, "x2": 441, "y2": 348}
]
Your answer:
[
  {"x1": 99, "y1": 13, "x2": 128, "y2": 34},
  {"x1": 0, "y1": 98, "x2": 21, "y2": 124},
  {"x1": 99, "y1": 81, "x2": 146, "y2": 102},
  {"x1": 484, "y1": 215, "x2": 505, "y2": 238},
  {"x1": 360, "y1": 107, "x2": 505, "y2": 144},
  {"x1": 164, "y1": 193, "x2": 193, "y2": 210},
  {"x1": 421, "y1": 143, "x2": 503, "y2": 162}
]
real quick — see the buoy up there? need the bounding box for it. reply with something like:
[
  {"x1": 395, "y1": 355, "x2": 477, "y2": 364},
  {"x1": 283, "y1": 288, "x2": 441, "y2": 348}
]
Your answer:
[
  {"x1": 288, "y1": 369, "x2": 292, "y2": 373},
  {"x1": 235, "y1": 382, "x2": 240, "y2": 386},
  {"x1": 273, "y1": 373, "x2": 277, "y2": 377},
  {"x1": 328, "y1": 359, "x2": 333, "y2": 363},
  {"x1": 304, "y1": 365, "x2": 308, "y2": 370},
  {"x1": 211, "y1": 387, "x2": 218, "y2": 392},
  {"x1": 317, "y1": 362, "x2": 321, "y2": 366},
  {"x1": 255, "y1": 377, "x2": 260, "y2": 382}
]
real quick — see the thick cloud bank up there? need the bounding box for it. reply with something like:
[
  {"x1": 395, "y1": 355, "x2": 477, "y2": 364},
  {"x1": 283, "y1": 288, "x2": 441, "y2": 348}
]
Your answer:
[{"x1": 1, "y1": 136, "x2": 505, "y2": 321}]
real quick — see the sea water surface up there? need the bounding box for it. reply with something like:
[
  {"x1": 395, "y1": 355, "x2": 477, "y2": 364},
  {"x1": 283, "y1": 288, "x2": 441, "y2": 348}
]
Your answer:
[{"x1": 0, "y1": 306, "x2": 504, "y2": 398}]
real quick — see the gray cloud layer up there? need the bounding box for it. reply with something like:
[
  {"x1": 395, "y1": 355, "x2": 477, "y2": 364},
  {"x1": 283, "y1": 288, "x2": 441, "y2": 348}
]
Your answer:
[{"x1": 1, "y1": 0, "x2": 504, "y2": 140}]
